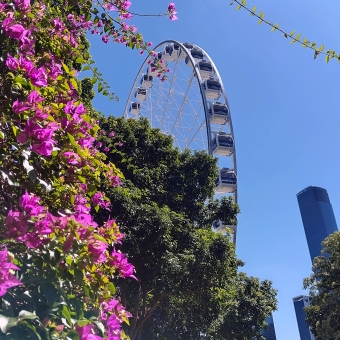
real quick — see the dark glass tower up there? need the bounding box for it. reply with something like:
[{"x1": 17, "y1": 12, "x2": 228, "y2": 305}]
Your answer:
[
  {"x1": 296, "y1": 186, "x2": 338, "y2": 262},
  {"x1": 293, "y1": 186, "x2": 338, "y2": 340},
  {"x1": 260, "y1": 314, "x2": 277, "y2": 340},
  {"x1": 293, "y1": 296, "x2": 315, "y2": 340}
]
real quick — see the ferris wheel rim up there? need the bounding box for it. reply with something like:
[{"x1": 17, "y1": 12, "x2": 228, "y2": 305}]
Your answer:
[{"x1": 124, "y1": 40, "x2": 238, "y2": 243}]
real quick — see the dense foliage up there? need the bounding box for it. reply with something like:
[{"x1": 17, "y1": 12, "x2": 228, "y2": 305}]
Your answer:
[
  {"x1": 0, "y1": 0, "x2": 176, "y2": 338},
  {"x1": 303, "y1": 231, "x2": 340, "y2": 340},
  {"x1": 95, "y1": 117, "x2": 278, "y2": 340}
]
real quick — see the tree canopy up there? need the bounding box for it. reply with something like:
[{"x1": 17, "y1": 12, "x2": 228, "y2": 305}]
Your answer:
[
  {"x1": 303, "y1": 231, "x2": 340, "y2": 340},
  {"x1": 94, "y1": 116, "x2": 277, "y2": 340}
]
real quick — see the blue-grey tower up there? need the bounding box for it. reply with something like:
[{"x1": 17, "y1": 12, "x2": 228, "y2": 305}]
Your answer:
[
  {"x1": 297, "y1": 186, "x2": 338, "y2": 261},
  {"x1": 293, "y1": 186, "x2": 338, "y2": 340},
  {"x1": 260, "y1": 314, "x2": 277, "y2": 340}
]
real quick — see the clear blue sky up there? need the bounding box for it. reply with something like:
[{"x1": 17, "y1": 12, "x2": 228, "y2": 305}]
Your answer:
[{"x1": 87, "y1": 1, "x2": 340, "y2": 338}]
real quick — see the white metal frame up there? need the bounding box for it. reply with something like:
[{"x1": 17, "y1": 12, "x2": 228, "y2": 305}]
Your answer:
[{"x1": 124, "y1": 40, "x2": 238, "y2": 244}]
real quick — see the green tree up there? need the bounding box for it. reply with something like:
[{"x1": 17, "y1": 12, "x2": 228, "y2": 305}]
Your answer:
[
  {"x1": 303, "y1": 231, "x2": 340, "y2": 340},
  {"x1": 94, "y1": 117, "x2": 277, "y2": 340}
]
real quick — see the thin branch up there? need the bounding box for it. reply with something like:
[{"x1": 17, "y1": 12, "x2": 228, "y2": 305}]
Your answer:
[
  {"x1": 127, "y1": 11, "x2": 166, "y2": 18},
  {"x1": 232, "y1": 0, "x2": 340, "y2": 63}
]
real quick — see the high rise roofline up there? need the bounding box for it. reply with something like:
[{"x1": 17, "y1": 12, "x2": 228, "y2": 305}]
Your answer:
[{"x1": 297, "y1": 186, "x2": 326, "y2": 197}]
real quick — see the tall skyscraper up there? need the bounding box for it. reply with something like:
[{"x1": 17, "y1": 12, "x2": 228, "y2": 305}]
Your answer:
[
  {"x1": 293, "y1": 186, "x2": 338, "y2": 340},
  {"x1": 260, "y1": 314, "x2": 277, "y2": 340},
  {"x1": 296, "y1": 186, "x2": 338, "y2": 262},
  {"x1": 293, "y1": 296, "x2": 315, "y2": 340}
]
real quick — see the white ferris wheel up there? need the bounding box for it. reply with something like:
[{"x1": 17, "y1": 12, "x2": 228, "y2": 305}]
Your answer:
[{"x1": 124, "y1": 40, "x2": 238, "y2": 243}]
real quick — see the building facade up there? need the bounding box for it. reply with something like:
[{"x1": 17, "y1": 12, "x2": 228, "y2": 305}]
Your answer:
[
  {"x1": 294, "y1": 186, "x2": 338, "y2": 340},
  {"x1": 260, "y1": 314, "x2": 277, "y2": 340},
  {"x1": 296, "y1": 186, "x2": 338, "y2": 262},
  {"x1": 293, "y1": 296, "x2": 315, "y2": 340}
]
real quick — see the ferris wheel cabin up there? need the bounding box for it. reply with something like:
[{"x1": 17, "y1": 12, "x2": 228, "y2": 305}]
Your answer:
[
  {"x1": 135, "y1": 87, "x2": 147, "y2": 101},
  {"x1": 169, "y1": 43, "x2": 180, "y2": 59},
  {"x1": 198, "y1": 61, "x2": 213, "y2": 79},
  {"x1": 212, "y1": 220, "x2": 236, "y2": 234},
  {"x1": 155, "y1": 52, "x2": 168, "y2": 70},
  {"x1": 209, "y1": 102, "x2": 229, "y2": 125},
  {"x1": 204, "y1": 78, "x2": 221, "y2": 100},
  {"x1": 179, "y1": 42, "x2": 193, "y2": 60},
  {"x1": 185, "y1": 48, "x2": 204, "y2": 67},
  {"x1": 129, "y1": 102, "x2": 141, "y2": 115},
  {"x1": 163, "y1": 45, "x2": 176, "y2": 62},
  {"x1": 140, "y1": 74, "x2": 153, "y2": 88},
  {"x1": 215, "y1": 168, "x2": 237, "y2": 193},
  {"x1": 212, "y1": 132, "x2": 234, "y2": 156}
]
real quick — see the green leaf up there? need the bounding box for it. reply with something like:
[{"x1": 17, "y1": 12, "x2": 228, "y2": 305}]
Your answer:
[
  {"x1": 326, "y1": 55, "x2": 330, "y2": 63},
  {"x1": 98, "y1": 83, "x2": 103, "y2": 93},
  {"x1": 235, "y1": 5, "x2": 241, "y2": 10},
  {"x1": 0, "y1": 131, "x2": 4, "y2": 140},
  {"x1": 70, "y1": 78, "x2": 78, "y2": 91},
  {"x1": 251, "y1": 6, "x2": 256, "y2": 12},
  {"x1": 62, "y1": 63, "x2": 70, "y2": 74},
  {"x1": 67, "y1": 133, "x2": 77, "y2": 147},
  {"x1": 82, "y1": 65, "x2": 90, "y2": 71},
  {"x1": 62, "y1": 305, "x2": 72, "y2": 327},
  {"x1": 0, "y1": 314, "x2": 18, "y2": 333},
  {"x1": 66, "y1": 330, "x2": 80, "y2": 340},
  {"x1": 0, "y1": 167, "x2": 17, "y2": 186},
  {"x1": 290, "y1": 30, "x2": 296, "y2": 36},
  {"x1": 18, "y1": 310, "x2": 38, "y2": 320},
  {"x1": 108, "y1": 282, "x2": 116, "y2": 295},
  {"x1": 94, "y1": 233, "x2": 108, "y2": 244},
  {"x1": 12, "y1": 125, "x2": 18, "y2": 137},
  {"x1": 74, "y1": 268, "x2": 84, "y2": 285},
  {"x1": 75, "y1": 57, "x2": 84, "y2": 64},
  {"x1": 320, "y1": 44, "x2": 325, "y2": 51},
  {"x1": 2, "y1": 300, "x2": 14, "y2": 317},
  {"x1": 94, "y1": 321, "x2": 105, "y2": 336}
]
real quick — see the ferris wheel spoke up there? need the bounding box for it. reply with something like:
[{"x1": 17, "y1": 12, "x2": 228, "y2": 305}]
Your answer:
[{"x1": 124, "y1": 40, "x2": 238, "y2": 244}]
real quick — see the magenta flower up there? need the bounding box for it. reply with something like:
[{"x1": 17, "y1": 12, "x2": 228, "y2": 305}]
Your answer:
[
  {"x1": 12, "y1": 99, "x2": 30, "y2": 114},
  {"x1": 2, "y1": 18, "x2": 28, "y2": 40},
  {"x1": 6, "y1": 54, "x2": 19, "y2": 70},
  {"x1": 65, "y1": 101, "x2": 86, "y2": 116},
  {"x1": 32, "y1": 141, "x2": 54, "y2": 156},
  {"x1": 0, "y1": 247, "x2": 22, "y2": 297},
  {"x1": 19, "y1": 55, "x2": 35, "y2": 74},
  {"x1": 110, "y1": 250, "x2": 137, "y2": 280},
  {"x1": 104, "y1": 147, "x2": 110, "y2": 152},
  {"x1": 92, "y1": 192, "x2": 110, "y2": 210},
  {"x1": 88, "y1": 237, "x2": 107, "y2": 263},
  {"x1": 63, "y1": 151, "x2": 81, "y2": 166},
  {"x1": 118, "y1": 141, "x2": 123, "y2": 147},
  {"x1": 76, "y1": 324, "x2": 103, "y2": 340},
  {"x1": 78, "y1": 137, "x2": 95, "y2": 148},
  {"x1": 110, "y1": 175, "x2": 120, "y2": 187},
  {"x1": 109, "y1": 131, "x2": 115, "y2": 138},
  {"x1": 23, "y1": 232, "x2": 43, "y2": 248},
  {"x1": 5, "y1": 209, "x2": 28, "y2": 239},
  {"x1": 29, "y1": 67, "x2": 48, "y2": 87},
  {"x1": 102, "y1": 35, "x2": 110, "y2": 44},
  {"x1": 27, "y1": 90, "x2": 45, "y2": 105},
  {"x1": 167, "y1": 3, "x2": 178, "y2": 20},
  {"x1": 19, "y1": 191, "x2": 44, "y2": 216},
  {"x1": 168, "y1": 2, "x2": 176, "y2": 11},
  {"x1": 13, "y1": 0, "x2": 30, "y2": 12}
]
